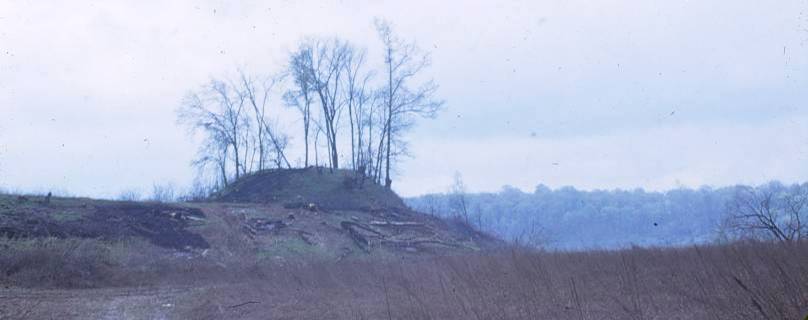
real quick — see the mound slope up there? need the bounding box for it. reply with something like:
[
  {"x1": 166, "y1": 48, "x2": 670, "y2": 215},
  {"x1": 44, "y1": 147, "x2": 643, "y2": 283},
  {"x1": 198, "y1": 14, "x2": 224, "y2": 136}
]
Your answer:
[
  {"x1": 0, "y1": 168, "x2": 501, "y2": 261},
  {"x1": 209, "y1": 168, "x2": 502, "y2": 256}
]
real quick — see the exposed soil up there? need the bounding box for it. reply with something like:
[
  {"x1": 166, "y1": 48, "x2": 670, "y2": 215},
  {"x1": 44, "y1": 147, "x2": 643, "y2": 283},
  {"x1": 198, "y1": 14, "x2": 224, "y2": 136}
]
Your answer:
[
  {"x1": 0, "y1": 196, "x2": 209, "y2": 250},
  {"x1": 200, "y1": 168, "x2": 503, "y2": 256}
]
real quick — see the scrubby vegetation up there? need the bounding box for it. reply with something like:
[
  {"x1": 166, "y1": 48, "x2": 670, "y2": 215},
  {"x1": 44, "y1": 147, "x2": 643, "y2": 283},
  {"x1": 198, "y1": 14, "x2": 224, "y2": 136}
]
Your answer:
[{"x1": 1, "y1": 238, "x2": 806, "y2": 319}]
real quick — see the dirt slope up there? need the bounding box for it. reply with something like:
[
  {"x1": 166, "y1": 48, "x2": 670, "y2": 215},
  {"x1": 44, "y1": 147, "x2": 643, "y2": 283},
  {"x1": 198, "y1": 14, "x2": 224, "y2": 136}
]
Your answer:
[
  {"x1": 0, "y1": 195, "x2": 208, "y2": 250},
  {"x1": 203, "y1": 168, "x2": 501, "y2": 259}
]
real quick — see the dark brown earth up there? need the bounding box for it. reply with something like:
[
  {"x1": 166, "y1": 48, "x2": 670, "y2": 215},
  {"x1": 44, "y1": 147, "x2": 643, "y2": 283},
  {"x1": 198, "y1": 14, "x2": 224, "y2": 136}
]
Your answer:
[{"x1": 0, "y1": 196, "x2": 208, "y2": 250}]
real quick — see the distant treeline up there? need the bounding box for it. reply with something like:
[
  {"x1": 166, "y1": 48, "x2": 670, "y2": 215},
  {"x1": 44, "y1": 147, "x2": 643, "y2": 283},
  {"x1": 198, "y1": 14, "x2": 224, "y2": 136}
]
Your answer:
[{"x1": 406, "y1": 184, "x2": 738, "y2": 250}]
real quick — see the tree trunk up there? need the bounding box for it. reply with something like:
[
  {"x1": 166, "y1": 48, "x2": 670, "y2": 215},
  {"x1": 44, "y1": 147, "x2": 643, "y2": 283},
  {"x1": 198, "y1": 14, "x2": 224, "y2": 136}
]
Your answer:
[
  {"x1": 220, "y1": 148, "x2": 229, "y2": 187},
  {"x1": 384, "y1": 46, "x2": 393, "y2": 189},
  {"x1": 384, "y1": 116, "x2": 392, "y2": 188},
  {"x1": 348, "y1": 99, "x2": 356, "y2": 170},
  {"x1": 257, "y1": 115, "x2": 264, "y2": 171},
  {"x1": 232, "y1": 142, "x2": 241, "y2": 180},
  {"x1": 303, "y1": 102, "x2": 310, "y2": 167}
]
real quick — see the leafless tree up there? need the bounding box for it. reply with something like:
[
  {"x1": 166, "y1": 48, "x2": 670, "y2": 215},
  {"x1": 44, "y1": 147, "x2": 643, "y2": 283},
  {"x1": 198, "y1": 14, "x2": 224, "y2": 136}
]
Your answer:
[
  {"x1": 296, "y1": 38, "x2": 353, "y2": 170},
  {"x1": 190, "y1": 133, "x2": 230, "y2": 188},
  {"x1": 238, "y1": 70, "x2": 291, "y2": 169},
  {"x1": 117, "y1": 189, "x2": 141, "y2": 202},
  {"x1": 449, "y1": 171, "x2": 470, "y2": 224},
  {"x1": 179, "y1": 21, "x2": 444, "y2": 188},
  {"x1": 313, "y1": 125, "x2": 323, "y2": 168},
  {"x1": 375, "y1": 18, "x2": 445, "y2": 188},
  {"x1": 343, "y1": 47, "x2": 374, "y2": 172},
  {"x1": 367, "y1": 89, "x2": 384, "y2": 183},
  {"x1": 513, "y1": 218, "x2": 549, "y2": 248},
  {"x1": 150, "y1": 183, "x2": 177, "y2": 203},
  {"x1": 180, "y1": 178, "x2": 217, "y2": 202},
  {"x1": 423, "y1": 193, "x2": 439, "y2": 215},
  {"x1": 724, "y1": 182, "x2": 808, "y2": 243},
  {"x1": 178, "y1": 73, "x2": 290, "y2": 190},
  {"x1": 178, "y1": 79, "x2": 249, "y2": 185},
  {"x1": 473, "y1": 202, "x2": 484, "y2": 231},
  {"x1": 286, "y1": 38, "x2": 376, "y2": 172},
  {"x1": 285, "y1": 46, "x2": 316, "y2": 167}
]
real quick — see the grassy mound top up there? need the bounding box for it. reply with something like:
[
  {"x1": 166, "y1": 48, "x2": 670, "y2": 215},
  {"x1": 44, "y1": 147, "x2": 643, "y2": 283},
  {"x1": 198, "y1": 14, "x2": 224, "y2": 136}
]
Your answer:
[{"x1": 213, "y1": 168, "x2": 407, "y2": 211}]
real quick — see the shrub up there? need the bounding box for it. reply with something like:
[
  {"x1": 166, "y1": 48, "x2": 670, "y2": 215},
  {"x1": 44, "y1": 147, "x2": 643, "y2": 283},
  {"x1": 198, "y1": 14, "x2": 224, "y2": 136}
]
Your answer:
[{"x1": 0, "y1": 238, "x2": 117, "y2": 288}]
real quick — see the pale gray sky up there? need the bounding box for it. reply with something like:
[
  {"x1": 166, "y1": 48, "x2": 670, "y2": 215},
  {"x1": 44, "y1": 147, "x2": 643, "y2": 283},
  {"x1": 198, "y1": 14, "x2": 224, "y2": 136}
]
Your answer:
[{"x1": 1, "y1": 0, "x2": 807, "y2": 198}]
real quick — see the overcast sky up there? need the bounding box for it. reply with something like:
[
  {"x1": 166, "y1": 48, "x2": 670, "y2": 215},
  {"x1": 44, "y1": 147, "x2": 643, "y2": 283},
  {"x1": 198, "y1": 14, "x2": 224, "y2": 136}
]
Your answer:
[{"x1": 1, "y1": 0, "x2": 807, "y2": 198}]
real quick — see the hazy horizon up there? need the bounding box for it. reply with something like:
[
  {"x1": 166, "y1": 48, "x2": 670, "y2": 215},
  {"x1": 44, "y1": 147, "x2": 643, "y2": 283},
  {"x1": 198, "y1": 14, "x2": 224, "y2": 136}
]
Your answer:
[{"x1": 2, "y1": 0, "x2": 807, "y2": 198}]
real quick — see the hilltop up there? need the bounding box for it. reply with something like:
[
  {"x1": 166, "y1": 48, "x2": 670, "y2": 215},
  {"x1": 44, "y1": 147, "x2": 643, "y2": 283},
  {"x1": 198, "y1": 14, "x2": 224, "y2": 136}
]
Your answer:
[{"x1": 213, "y1": 168, "x2": 407, "y2": 211}]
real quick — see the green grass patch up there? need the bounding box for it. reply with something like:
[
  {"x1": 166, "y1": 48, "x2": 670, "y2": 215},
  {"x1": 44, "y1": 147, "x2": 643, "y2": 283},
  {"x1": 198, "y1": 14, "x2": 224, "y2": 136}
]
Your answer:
[
  {"x1": 51, "y1": 210, "x2": 84, "y2": 222},
  {"x1": 258, "y1": 237, "x2": 331, "y2": 260}
]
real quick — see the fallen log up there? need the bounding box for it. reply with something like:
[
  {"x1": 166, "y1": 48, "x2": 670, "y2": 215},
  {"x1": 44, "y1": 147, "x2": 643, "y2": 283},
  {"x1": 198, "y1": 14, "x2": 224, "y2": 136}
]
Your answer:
[
  {"x1": 287, "y1": 228, "x2": 317, "y2": 245},
  {"x1": 369, "y1": 220, "x2": 423, "y2": 227},
  {"x1": 346, "y1": 227, "x2": 369, "y2": 252},
  {"x1": 228, "y1": 301, "x2": 260, "y2": 309},
  {"x1": 340, "y1": 221, "x2": 384, "y2": 236},
  {"x1": 340, "y1": 221, "x2": 383, "y2": 252},
  {"x1": 379, "y1": 238, "x2": 473, "y2": 250}
]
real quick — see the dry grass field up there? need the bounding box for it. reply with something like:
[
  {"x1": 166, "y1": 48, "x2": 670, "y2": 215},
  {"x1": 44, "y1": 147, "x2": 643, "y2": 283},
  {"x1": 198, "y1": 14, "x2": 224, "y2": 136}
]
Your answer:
[{"x1": 1, "y1": 239, "x2": 806, "y2": 319}]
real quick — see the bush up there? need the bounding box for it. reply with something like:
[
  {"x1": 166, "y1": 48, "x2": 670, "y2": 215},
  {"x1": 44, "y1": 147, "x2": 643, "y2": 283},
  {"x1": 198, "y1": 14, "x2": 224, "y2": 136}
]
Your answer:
[
  {"x1": 150, "y1": 183, "x2": 177, "y2": 203},
  {"x1": 0, "y1": 238, "x2": 118, "y2": 288},
  {"x1": 116, "y1": 189, "x2": 141, "y2": 202}
]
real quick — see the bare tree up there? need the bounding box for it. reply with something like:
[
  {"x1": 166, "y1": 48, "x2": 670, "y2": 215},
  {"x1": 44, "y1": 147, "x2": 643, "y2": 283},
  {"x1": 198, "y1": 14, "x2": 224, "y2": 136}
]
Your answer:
[
  {"x1": 238, "y1": 70, "x2": 291, "y2": 169},
  {"x1": 449, "y1": 171, "x2": 470, "y2": 224},
  {"x1": 513, "y1": 218, "x2": 550, "y2": 248},
  {"x1": 343, "y1": 47, "x2": 374, "y2": 172},
  {"x1": 367, "y1": 89, "x2": 384, "y2": 183},
  {"x1": 179, "y1": 73, "x2": 290, "y2": 190},
  {"x1": 285, "y1": 45, "x2": 316, "y2": 167},
  {"x1": 181, "y1": 177, "x2": 217, "y2": 202},
  {"x1": 375, "y1": 18, "x2": 445, "y2": 188},
  {"x1": 294, "y1": 38, "x2": 353, "y2": 170},
  {"x1": 150, "y1": 183, "x2": 177, "y2": 203},
  {"x1": 473, "y1": 202, "x2": 484, "y2": 231},
  {"x1": 178, "y1": 79, "x2": 249, "y2": 185},
  {"x1": 724, "y1": 182, "x2": 808, "y2": 243},
  {"x1": 190, "y1": 134, "x2": 230, "y2": 188},
  {"x1": 423, "y1": 193, "x2": 439, "y2": 216},
  {"x1": 117, "y1": 189, "x2": 142, "y2": 202},
  {"x1": 310, "y1": 121, "x2": 321, "y2": 169},
  {"x1": 179, "y1": 21, "x2": 443, "y2": 188}
]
